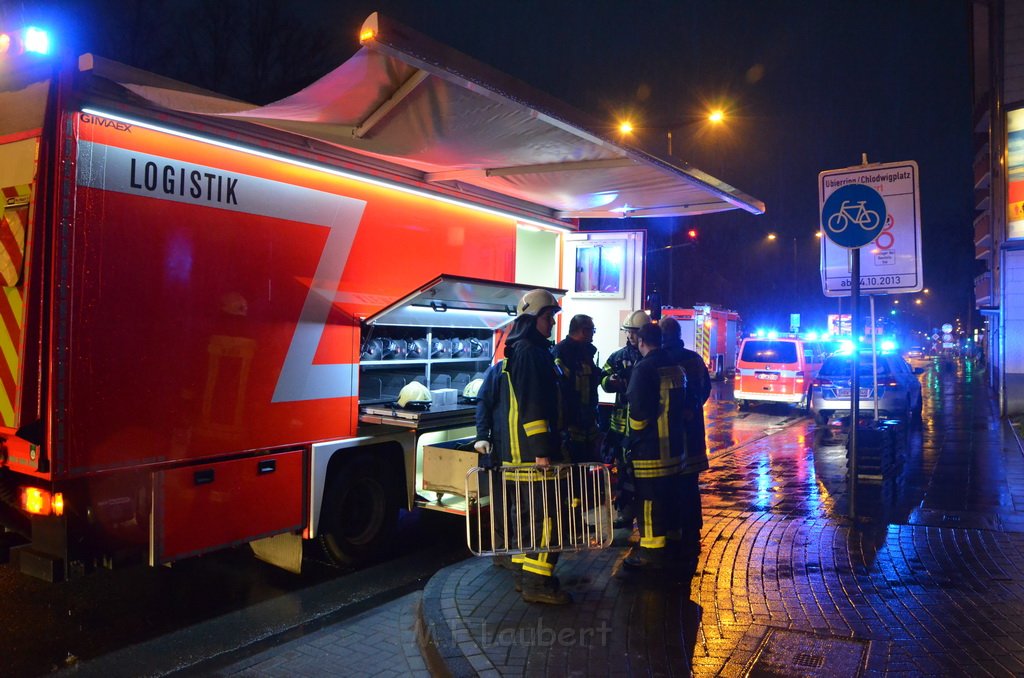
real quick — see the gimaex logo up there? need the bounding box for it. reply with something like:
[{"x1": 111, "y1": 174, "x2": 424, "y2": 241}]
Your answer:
[{"x1": 81, "y1": 114, "x2": 132, "y2": 132}]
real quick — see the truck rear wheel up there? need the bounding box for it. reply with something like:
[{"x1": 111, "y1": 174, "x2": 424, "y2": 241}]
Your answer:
[{"x1": 318, "y1": 457, "x2": 399, "y2": 565}]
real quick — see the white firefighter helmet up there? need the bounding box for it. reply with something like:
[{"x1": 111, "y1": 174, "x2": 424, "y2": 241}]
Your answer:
[
  {"x1": 621, "y1": 310, "x2": 652, "y2": 330},
  {"x1": 463, "y1": 378, "x2": 485, "y2": 402},
  {"x1": 397, "y1": 381, "x2": 432, "y2": 409},
  {"x1": 517, "y1": 289, "x2": 560, "y2": 317}
]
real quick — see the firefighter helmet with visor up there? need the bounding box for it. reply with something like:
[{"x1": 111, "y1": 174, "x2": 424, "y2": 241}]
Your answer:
[
  {"x1": 462, "y1": 378, "x2": 485, "y2": 402},
  {"x1": 621, "y1": 310, "x2": 651, "y2": 330},
  {"x1": 397, "y1": 381, "x2": 432, "y2": 409},
  {"x1": 517, "y1": 289, "x2": 560, "y2": 317}
]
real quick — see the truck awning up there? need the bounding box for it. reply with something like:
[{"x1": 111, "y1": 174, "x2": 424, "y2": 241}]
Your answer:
[
  {"x1": 78, "y1": 12, "x2": 764, "y2": 222},
  {"x1": 364, "y1": 275, "x2": 565, "y2": 330}
]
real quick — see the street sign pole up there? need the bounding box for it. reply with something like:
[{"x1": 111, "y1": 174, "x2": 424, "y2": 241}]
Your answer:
[
  {"x1": 820, "y1": 157, "x2": 920, "y2": 519},
  {"x1": 849, "y1": 249, "x2": 859, "y2": 518}
]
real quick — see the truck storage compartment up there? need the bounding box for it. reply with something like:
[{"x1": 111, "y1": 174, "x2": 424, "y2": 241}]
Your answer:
[
  {"x1": 421, "y1": 437, "x2": 479, "y2": 498},
  {"x1": 152, "y1": 449, "x2": 305, "y2": 564}
]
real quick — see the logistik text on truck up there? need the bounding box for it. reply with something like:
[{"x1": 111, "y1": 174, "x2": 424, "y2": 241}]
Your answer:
[{"x1": 0, "y1": 16, "x2": 763, "y2": 580}]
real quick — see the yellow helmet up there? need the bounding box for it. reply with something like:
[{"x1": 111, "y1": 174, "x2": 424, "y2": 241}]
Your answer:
[
  {"x1": 621, "y1": 310, "x2": 651, "y2": 330},
  {"x1": 517, "y1": 289, "x2": 560, "y2": 317},
  {"x1": 463, "y1": 378, "x2": 485, "y2": 401},
  {"x1": 397, "y1": 381, "x2": 432, "y2": 409}
]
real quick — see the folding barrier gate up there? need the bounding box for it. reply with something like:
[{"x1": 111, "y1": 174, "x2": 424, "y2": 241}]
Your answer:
[{"x1": 465, "y1": 463, "x2": 614, "y2": 556}]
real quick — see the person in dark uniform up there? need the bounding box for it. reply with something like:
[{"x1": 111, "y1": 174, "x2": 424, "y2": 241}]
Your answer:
[
  {"x1": 622, "y1": 322, "x2": 687, "y2": 571},
  {"x1": 554, "y1": 314, "x2": 601, "y2": 463},
  {"x1": 476, "y1": 288, "x2": 570, "y2": 605},
  {"x1": 600, "y1": 310, "x2": 650, "y2": 523},
  {"x1": 659, "y1": 317, "x2": 712, "y2": 573}
]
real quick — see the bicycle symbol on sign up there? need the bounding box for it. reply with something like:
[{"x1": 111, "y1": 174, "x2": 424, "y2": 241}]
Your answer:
[{"x1": 825, "y1": 200, "x2": 881, "y2": 234}]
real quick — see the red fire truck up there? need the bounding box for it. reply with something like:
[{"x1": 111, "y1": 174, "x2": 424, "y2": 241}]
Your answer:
[
  {"x1": 660, "y1": 305, "x2": 741, "y2": 380},
  {"x1": 0, "y1": 15, "x2": 763, "y2": 580}
]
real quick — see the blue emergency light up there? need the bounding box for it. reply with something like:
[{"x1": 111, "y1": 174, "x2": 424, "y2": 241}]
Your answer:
[
  {"x1": 0, "y1": 26, "x2": 52, "y2": 57},
  {"x1": 24, "y1": 27, "x2": 50, "y2": 55}
]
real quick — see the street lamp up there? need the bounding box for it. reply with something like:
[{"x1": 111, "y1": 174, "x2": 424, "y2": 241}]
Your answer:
[
  {"x1": 667, "y1": 109, "x2": 727, "y2": 156},
  {"x1": 617, "y1": 107, "x2": 732, "y2": 158}
]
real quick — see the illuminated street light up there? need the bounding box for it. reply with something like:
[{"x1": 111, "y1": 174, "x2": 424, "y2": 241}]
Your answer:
[
  {"x1": 708, "y1": 109, "x2": 725, "y2": 124},
  {"x1": 767, "y1": 232, "x2": 777, "y2": 241},
  {"x1": 618, "y1": 120, "x2": 634, "y2": 135}
]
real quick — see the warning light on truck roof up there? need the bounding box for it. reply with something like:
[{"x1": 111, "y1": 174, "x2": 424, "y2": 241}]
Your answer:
[
  {"x1": 24, "y1": 27, "x2": 50, "y2": 55},
  {"x1": 0, "y1": 26, "x2": 51, "y2": 57}
]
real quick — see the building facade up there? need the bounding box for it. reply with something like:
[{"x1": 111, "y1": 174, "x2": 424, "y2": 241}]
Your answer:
[{"x1": 974, "y1": 0, "x2": 1024, "y2": 415}]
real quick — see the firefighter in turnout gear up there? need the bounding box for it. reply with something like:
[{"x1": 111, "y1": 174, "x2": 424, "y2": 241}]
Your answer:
[
  {"x1": 659, "y1": 317, "x2": 711, "y2": 572},
  {"x1": 482, "y1": 288, "x2": 571, "y2": 605},
  {"x1": 554, "y1": 314, "x2": 601, "y2": 463},
  {"x1": 623, "y1": 322, "x2": 687, "y2": 571},
  {"x1": 600, "y1": 310, "x2": 650, "y2": 522}
]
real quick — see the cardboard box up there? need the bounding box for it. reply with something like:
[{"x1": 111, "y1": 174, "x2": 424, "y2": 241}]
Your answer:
[{"x1": 431, "y1": 388, "x2": 458, "y2": 405}]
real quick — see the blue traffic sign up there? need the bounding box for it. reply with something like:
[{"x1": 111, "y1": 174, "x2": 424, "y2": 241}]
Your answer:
[{"x1": 821, "y1": 184, "x2": 887, "y2": 248}]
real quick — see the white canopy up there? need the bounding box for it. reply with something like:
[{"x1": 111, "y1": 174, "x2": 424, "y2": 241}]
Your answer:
[{"x1": 79, "y1": 12, "x2": 764, "y2": 223}]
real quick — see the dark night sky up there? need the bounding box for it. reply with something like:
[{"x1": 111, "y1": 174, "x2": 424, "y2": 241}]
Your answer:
[{"x1": 2, "y1": 0, "x2": 975, "y2": 334}]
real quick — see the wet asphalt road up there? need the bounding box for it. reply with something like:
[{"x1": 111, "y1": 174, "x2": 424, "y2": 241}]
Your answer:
[{"x1": 1, "y1": 358, "x2": 951, "y2": 677}]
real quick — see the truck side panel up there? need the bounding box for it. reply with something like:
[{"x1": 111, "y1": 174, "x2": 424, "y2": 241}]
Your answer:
[{"x1": 60, "y1": 113, "x2": 516, "y2": 476}]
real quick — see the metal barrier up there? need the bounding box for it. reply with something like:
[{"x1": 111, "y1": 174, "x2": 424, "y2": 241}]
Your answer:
[{"x1": 465, "y1": 463, "x2": 614, "y2": 556}]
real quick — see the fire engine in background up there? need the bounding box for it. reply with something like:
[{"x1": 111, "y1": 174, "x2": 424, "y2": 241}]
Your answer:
[
  {"x1": 660, "y1": 305, "x2": 741, "y2": 380},
  {"x1": 0, "y1": 16, "x2": 763, "y2": 580}
]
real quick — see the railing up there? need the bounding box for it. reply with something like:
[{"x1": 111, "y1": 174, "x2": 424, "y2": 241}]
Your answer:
[{"x1": 465, "y1": 463, "x2": 614, "y2": 556}]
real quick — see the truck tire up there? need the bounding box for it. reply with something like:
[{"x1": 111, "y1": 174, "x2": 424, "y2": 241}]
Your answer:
[{"x1": 319, "y1": 457, "x2": 399, "y2": 565}]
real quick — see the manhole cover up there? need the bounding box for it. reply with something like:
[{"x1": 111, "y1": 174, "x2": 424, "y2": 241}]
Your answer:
[{"x1": 745, "y1": 628, "x2": 868, "y2": 677}]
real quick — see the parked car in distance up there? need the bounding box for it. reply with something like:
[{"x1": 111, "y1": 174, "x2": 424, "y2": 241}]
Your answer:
[
  {"x1": 809, "y1": 352, "x2": 924, "y2": 425},
  {"x1": 734, "y1": 336, "x2": 826, "y2": 411},
  {"x1": 905, "y1": 346, "x2": 925, "y2": 359}
]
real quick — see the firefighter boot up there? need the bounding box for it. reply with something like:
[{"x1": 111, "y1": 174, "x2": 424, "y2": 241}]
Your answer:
[
  {"x1": 622, "y1": 546, "x2": 668, "y2": 571},
  {"x1": 521, "y1": 573, "x2": 572, "y2": 605}
]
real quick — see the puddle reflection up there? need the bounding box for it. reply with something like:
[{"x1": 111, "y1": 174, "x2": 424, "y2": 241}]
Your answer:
[{"x1": 702, "y1": 359, "x2": 977, "y2": 529}]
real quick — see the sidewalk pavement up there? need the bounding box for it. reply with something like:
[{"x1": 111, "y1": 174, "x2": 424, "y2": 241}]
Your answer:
[{"x1": 210, "y1": 362, "x2": 1024, "y2": 676}]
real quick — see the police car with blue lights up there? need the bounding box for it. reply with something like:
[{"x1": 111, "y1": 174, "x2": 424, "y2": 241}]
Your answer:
[{"x1": 808, "y1": 340, "x2": 924, "y2": 425}]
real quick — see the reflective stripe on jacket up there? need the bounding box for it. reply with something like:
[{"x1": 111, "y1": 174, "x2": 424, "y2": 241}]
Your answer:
[
  {"x1": 625, "y1": 348, "x2": 687, "y2": 478},
  {"x1": 663, "y1": 339, "x2": 711, "y2": 475},
  {"x1": 495, "y1": 320, "x2": 563, "y2": 466},
  {"x1": 601, "y1": 343, "x2": 641, "y2": 434}
]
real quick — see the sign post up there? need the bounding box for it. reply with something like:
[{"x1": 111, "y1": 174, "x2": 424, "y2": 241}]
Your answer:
[{"x1": 819, "y1": 159, "x2": 918, "y2": 518}]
